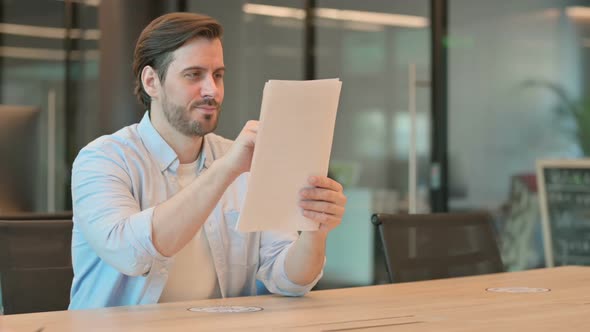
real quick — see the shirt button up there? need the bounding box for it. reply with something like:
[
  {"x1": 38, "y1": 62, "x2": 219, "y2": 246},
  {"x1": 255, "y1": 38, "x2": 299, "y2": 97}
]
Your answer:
[{"x1": 160, "y1": 268, "x2": 167, "y2": 275}]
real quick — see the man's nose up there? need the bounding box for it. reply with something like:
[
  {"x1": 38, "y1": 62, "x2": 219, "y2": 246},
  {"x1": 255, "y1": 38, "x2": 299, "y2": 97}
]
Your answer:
[{"x1": 201, "y1": 74, "x2": 218, "y2": 98}]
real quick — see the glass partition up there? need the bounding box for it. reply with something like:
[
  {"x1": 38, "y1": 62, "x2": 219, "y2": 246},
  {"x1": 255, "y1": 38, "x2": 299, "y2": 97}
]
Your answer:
[{"x1": 448, "y1": 0, "x2": 590, "y2": 271}]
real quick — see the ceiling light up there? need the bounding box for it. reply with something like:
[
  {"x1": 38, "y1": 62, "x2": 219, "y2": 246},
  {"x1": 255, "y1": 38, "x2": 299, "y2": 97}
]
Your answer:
[
  {"x1": 242, "y1": 3, "x2": 428, "y2": 28},
  {"x1": 566, "y1": 6, "x2": 590, "y2": 20},
  {"x1": 0, "y1": 23, "x2": 100, "y2": 40}
]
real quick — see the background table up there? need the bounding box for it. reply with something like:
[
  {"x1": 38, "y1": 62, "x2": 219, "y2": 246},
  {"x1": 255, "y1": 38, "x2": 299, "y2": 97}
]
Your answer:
[{"x1": 1, "y1": 266, "x2": 589, "y2": 331}]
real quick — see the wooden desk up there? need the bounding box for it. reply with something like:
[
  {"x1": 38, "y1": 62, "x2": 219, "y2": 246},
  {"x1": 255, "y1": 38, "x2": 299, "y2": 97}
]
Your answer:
[{"x1": 1, "y1": 266, "x2": 589, "y2": 331}]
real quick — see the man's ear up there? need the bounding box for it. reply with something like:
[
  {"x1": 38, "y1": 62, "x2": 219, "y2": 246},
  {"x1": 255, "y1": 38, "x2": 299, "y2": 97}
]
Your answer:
[{"x1": 141, "y1": 65, "x2": 161, "y2": 100}]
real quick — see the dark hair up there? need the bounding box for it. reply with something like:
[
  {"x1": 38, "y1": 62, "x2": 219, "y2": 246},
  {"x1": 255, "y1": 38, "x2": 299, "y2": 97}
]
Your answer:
[{"x1": 133, "y1": 12, "x2": 223, "y2": 110}]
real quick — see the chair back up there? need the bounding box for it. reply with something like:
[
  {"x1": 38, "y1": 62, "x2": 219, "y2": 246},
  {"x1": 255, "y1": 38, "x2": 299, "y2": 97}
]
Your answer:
[
  {"x1": 0, "y1": 211, "x2": 73, "y2": 220},
  {"x1": 0, "y1": 218, "x2": 73, "y2": 314},
  {"x1": 371, "y1": 212, "x2": 504, "y2": 283}
]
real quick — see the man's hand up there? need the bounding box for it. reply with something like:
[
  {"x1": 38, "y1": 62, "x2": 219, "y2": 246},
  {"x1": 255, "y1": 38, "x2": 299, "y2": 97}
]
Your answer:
[
  {"x1": 284, "y1": 176, "x2": 346, "y2": 285},
  {"x1": 221, "y1": 120, "x2": 258, "y2": 177},
  {"x1": 299, "y1": 176, "x2": 347, "y2": 236}
]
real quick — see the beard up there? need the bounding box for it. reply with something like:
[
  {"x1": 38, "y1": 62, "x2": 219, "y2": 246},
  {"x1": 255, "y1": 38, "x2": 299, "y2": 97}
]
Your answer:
[{"x1": 161, "y1": 92, "x2": 221, "y2": 137}]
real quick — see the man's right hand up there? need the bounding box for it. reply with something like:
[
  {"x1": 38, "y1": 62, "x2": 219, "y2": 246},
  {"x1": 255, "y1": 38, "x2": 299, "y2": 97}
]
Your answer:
[
  {"x1": 152, "y1": 120, "x2": 259, "y2": 257},
  {"x1": 222, "y1": 120, "x2": 258, "y2": 177}
]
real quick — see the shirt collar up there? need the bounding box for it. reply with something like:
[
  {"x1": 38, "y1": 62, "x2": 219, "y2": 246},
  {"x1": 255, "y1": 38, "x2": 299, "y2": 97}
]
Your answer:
[
  {"x1": 137, "y1": 111, "x2": 213, "y2": 173},
  {"x1": 202, "y1": 135, "x2": 214, "y2": 170},
  {"x1": 137, "y1": 112, "x2": 178, "y2": 172}
]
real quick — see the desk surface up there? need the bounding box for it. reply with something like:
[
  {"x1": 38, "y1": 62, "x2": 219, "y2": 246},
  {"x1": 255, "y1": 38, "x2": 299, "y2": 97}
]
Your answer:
[{"x1": 1, "y1": 266, "x2": 590, "y2": 332}]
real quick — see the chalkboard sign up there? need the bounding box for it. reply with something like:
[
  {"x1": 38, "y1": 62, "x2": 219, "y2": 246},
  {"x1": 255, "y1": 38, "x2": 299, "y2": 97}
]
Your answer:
[{"x1": 537, "y1": 159, "x2": 590, "y2": 267}]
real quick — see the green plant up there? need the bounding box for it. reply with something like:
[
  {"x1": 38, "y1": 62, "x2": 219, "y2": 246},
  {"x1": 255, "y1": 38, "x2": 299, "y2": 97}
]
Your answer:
[{"x1": 523, "y1": 80, "x2": 590, "y2": 156}]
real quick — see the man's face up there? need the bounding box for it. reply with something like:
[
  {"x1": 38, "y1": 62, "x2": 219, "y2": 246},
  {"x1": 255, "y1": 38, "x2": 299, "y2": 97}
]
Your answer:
[{"x1": 159, "y1": 37, "x2": 225, "y2": 137}]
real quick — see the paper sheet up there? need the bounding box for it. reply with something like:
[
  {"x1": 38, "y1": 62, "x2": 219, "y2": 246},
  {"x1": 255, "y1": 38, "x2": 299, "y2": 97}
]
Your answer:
[{"x1": 237, "y1": 79, "x2": 342, "y2": 232}]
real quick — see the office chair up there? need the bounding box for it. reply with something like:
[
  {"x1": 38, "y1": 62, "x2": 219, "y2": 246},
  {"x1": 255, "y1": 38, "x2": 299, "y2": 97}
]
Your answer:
[
  {"x1": 0, "y1": 218, "x2": 73, "y2": 314},
  {"x1": 371, "y1": 212, "x2": 504, "y2": 283},
  {"x1": 0, "y1": 211, "x2": 73, "y2": 220}
]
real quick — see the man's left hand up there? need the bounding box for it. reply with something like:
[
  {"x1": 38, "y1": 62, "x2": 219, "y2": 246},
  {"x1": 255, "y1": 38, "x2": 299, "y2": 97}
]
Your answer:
[{"x1": 299, "y1": 176, "x2": 347, "y2": 236}]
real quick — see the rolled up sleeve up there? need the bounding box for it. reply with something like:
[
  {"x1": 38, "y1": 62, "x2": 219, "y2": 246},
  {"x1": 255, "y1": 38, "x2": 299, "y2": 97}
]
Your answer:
[
  {"x1": 72, "y1": 143, "x2": 171, "y2": 277},
  {"x1": 256, "y1": 231, "x2": 323, "y2": 296}
]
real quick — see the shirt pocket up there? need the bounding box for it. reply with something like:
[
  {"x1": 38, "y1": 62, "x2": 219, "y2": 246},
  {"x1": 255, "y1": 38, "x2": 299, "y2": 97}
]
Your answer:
[{"x1": 224, "y1": 210, "x2": 255, "y2": 266}]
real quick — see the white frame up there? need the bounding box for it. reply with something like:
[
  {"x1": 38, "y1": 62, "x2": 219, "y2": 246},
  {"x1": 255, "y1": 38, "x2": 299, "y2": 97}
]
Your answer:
[{"x1": 536, "y1": 159, "x2": 590, "y2": 267}]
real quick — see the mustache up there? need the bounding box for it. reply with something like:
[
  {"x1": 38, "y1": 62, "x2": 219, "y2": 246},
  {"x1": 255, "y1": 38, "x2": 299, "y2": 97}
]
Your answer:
[{"x1": 191, "y1": 98, "x2": 220, "y2": 109}]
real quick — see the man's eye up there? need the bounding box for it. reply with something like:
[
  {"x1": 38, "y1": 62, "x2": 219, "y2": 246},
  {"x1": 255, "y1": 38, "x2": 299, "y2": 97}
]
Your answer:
[
  {"x1": 215, "y1": 73, "x2": 224, "y2": 79},
  {"x1": 185, "y1": 72, "x2": 200, "y2": 79}
]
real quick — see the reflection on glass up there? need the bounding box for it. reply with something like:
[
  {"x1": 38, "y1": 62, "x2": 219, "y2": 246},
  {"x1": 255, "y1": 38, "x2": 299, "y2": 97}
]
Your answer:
[
  {"x1": 448, "y1": 0, "x2": 590, "y2": 272},
  {"x1": 0, "y1": 1, "x2": 99, "y2": 212},
  {"x1": 316, "y1": 0, "x2": 431, "y2": 288}
]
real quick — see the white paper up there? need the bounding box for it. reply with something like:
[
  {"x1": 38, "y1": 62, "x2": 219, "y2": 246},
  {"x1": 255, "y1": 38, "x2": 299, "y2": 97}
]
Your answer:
[{"x1": 237, "y1": 79, "x2": 342, "y2": 232}]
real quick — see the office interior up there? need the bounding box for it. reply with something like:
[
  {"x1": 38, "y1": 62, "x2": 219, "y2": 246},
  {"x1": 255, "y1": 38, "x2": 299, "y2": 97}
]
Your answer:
[{"x1": 2, "y1": 0, "x2": 590, "y2": 315}]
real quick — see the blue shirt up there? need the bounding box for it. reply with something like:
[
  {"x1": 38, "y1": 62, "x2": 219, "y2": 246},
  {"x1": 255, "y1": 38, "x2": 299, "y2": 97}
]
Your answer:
[{"x1": 69, "y1": 113, "x2": 322, "y2": 309}]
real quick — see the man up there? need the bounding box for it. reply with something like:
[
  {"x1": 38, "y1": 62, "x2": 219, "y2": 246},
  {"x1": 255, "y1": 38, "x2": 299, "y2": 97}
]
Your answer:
[{"x1": 69, "y1": 12, "x2": 347, "y2": 309}]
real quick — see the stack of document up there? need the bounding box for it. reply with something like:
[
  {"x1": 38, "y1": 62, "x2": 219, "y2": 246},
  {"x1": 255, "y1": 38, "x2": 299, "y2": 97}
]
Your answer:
[{"x1": 237, "y1": 79, "x2": 342, "y2": 232}]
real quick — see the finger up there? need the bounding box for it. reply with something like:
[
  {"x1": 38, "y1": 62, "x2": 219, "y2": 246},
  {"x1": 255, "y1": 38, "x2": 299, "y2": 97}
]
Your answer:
[
  {"x1": 308, "y1": 176, "x2": 343, "y2": 192},
  {"x1": 245, "y1": 120, "x2": 259, "y2": 133},
  {"x1": 299, "y1": 200, "x2": 345, "y2": 217},
  {"x1": 239, "y1": 121, "x2": 257, "y2": 136},
  {"x1": 237, "y1": 121, "x2": 258, "y2": 145},
  {"x1": 237, "y1": 127, "x2": 256, "y2": 142},
  {"x1": 302, "y1": 209, "x2": 341, "y2": 227},
  {"x1": 300, "y1": 187, "x2": 347, "y2": 205}
]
